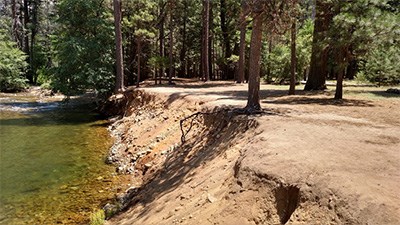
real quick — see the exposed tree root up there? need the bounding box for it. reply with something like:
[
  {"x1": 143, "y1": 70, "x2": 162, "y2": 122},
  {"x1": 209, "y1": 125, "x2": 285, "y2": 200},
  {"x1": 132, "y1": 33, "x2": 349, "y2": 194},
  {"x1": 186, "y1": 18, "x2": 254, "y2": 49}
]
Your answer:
[{"x1": 179, "y1": 107, "x2": 270, "y2": 143}]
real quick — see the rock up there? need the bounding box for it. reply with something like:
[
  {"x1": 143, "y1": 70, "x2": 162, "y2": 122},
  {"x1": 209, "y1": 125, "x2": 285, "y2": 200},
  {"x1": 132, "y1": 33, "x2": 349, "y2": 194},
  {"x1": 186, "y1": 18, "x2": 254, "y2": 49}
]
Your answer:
[
  {"x1": 116, "y1": 166, "x2": 125, "y2": 173},
  {"x1": 207, "y1": 193, "x2": 217, "y2": 203},
  {"x1": 105, "y1": 156, "x2": 114, "y2": 164},
  {"x1": 144, "y1": 163, "x2": 152, "y2": 169},
  {"x1": 70, "y1": 186, "x2": 79, "y2": 191},
  {"x1": 137, "y1": 151, "x2": 147, "y2": 156},
  {"x1": 103, "y1": 203, "x2": 119, "y2": 219}
]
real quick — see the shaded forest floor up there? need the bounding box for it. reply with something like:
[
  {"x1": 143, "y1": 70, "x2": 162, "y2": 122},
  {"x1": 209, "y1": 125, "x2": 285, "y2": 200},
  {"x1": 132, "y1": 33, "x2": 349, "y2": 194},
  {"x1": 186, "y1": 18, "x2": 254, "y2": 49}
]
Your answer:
[{"x1": 104, "y1": 81, "x2": 400, "y2": 225}]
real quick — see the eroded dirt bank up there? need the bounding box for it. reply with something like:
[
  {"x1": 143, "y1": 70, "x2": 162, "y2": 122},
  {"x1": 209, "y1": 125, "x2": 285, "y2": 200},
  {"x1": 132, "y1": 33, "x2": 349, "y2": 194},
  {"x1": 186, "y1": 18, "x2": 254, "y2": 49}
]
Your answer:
[{"x1": 102, "y1": 84, "x2": 400, "y2": 225}]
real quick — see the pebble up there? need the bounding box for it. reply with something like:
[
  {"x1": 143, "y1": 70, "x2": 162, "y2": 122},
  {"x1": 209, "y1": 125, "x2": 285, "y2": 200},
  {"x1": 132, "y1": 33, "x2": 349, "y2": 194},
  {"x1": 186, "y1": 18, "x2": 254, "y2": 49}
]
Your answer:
[
  {"x1": 70, "y1": 186, "x2": 79, "y2": 191},
  {"x1": 207, "y1": 193, "x2": 217, "y2": 203}
]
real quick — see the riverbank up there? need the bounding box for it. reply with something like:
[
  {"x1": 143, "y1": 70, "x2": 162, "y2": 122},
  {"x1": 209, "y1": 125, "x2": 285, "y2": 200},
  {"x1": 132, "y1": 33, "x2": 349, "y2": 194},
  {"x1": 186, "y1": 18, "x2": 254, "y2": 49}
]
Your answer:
[{"x1": 102, "y1": 82, "x2": 400, "y2": 225}]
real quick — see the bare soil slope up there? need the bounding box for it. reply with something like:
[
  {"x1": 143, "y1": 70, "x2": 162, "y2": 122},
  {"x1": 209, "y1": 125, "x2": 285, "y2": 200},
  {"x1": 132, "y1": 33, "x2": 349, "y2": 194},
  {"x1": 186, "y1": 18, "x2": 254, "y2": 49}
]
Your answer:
[{"x1": 106, "y1": 82, "x2": 400, "y2": 225}]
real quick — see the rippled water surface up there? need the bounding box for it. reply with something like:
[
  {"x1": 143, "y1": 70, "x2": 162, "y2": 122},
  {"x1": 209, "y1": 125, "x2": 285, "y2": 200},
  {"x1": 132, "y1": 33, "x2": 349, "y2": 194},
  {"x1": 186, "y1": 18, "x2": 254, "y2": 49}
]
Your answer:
[{"x1": 0, "y1": 93, "x2": 117, "y2": 224}]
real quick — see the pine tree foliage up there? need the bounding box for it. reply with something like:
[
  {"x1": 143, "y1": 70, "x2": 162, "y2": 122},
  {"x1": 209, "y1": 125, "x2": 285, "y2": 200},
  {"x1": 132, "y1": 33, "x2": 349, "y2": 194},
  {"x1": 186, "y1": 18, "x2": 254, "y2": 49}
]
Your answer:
[
  {"x1": 52, "y1": 0, "x2": 115, "y2": 95},
  {"x1": 0, "y1": 0, "x2": 398, "y2": 98},
  {"x1": 0, "y1": 16, "x2": 28, "y2": 92}
]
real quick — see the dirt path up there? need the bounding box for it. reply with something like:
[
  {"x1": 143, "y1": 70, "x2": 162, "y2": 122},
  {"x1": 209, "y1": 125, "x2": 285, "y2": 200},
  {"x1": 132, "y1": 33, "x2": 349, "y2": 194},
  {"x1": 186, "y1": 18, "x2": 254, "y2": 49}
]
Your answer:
[{"x1": 106, "y1": 81, "x2": 400, "y2": 225}]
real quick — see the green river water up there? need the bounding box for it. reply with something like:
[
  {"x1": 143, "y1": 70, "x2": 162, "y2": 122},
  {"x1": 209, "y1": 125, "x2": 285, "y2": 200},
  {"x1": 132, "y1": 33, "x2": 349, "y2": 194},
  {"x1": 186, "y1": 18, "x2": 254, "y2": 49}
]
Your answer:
[{"x1": 0, "y1": 93, "x2": 118, "y2": 224}]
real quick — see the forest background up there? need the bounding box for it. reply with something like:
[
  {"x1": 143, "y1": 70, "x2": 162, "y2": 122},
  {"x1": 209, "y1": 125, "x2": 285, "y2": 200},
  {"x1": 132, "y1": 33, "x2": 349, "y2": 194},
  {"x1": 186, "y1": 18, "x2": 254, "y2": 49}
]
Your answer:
[{"x1": 0, "y1": 0, "x2": 398, "y2": 102}]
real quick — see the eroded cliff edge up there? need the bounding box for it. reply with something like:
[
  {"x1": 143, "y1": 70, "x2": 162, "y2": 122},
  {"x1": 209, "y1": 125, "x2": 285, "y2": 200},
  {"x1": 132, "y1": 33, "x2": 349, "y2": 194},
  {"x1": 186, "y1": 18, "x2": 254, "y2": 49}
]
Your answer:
[{"x1": 101, "y1": 87, "x2": 400, "y2": 225}]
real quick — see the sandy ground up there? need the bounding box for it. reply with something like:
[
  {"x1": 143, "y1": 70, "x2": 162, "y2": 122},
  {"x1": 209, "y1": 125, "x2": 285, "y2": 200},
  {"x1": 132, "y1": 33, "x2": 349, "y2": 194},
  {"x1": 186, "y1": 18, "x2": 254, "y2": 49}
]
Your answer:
[{"x1": 105, "y1": 81, "x2": 400, "y2": 225}]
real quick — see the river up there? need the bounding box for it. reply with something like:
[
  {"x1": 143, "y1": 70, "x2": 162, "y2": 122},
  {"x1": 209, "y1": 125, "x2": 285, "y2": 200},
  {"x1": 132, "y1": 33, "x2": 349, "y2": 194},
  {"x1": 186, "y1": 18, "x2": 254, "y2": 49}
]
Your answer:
[{"x1": 0, "y1": 92, "x2": 117, "y2": 224}]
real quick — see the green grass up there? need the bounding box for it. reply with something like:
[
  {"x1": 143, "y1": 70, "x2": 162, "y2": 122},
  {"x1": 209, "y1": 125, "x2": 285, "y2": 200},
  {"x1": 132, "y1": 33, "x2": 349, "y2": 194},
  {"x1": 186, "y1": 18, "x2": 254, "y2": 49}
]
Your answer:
[
  {"x1": 261, "y1": 82, "x2": 399, "y2": 100},
  {"x1": 89, "y1": 210, "x2": 105, "y2": 225}
]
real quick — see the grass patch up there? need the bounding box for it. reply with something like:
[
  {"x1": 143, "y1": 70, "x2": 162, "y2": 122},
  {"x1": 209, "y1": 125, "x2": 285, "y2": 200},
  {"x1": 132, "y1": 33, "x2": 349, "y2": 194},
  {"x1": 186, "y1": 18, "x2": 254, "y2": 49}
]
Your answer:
[{"x1": 89, "y1": 210, "x2": 105, "y2": 225}]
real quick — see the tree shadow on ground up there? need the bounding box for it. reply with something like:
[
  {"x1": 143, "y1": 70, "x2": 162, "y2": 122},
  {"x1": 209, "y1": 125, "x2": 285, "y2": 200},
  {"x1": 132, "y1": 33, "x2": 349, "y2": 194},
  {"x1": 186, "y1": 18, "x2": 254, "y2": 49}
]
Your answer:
[
  {"x1": 116, "y1": 108, "x2": 279, "y2": 221},
  {"x1": 144, "y1": 79, "x2": 235, "y2": 89},
  {"x1": 368, "y1": 91, "x2": 400, "y2": 98},
  {"x1": 163, "y1": 89, "x2": 293, "y2": 107},
  {"x1": 263, "y1": 96, "x2": 375, "y2": 107}
]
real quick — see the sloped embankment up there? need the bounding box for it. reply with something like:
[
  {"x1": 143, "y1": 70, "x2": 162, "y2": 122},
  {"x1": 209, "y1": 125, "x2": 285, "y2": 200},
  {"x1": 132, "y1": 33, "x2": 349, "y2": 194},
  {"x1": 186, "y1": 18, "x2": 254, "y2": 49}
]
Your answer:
[{"x1": 101, "y1": 89, "x2": 399, "y2": 225}]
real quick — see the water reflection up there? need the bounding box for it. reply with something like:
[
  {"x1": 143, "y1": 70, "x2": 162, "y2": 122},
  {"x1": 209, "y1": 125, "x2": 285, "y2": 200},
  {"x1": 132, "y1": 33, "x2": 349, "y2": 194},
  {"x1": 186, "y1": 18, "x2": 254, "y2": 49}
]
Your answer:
[{"x1": 0, "y1": 93, "x2": 116, "y2": 224}]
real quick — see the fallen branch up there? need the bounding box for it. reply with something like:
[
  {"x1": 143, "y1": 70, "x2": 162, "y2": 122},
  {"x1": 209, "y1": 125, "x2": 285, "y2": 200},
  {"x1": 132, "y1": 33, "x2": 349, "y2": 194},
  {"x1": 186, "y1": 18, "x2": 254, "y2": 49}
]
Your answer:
[{"x1": 180, "y1": 111, "x2": 212, "y2": 143}]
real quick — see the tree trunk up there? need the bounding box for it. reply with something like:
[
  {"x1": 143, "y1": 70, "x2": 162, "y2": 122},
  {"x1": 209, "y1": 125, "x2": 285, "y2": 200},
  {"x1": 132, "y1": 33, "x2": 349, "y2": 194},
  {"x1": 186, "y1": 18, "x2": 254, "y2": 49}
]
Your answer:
[
  {"x1": 201, "y1": 0, "x2": 210, "y2": 81},
  {"x1": 208, "y1": 1, "x2": 213, "y2": 80},
  {"x1": 178, "y1": 0, "x2": 187, "y2": 77},
  {"x1": 304, "y1": 0, "x2": 333, "y2": 91},
  {"x1": 237, "y1": 5, "x2": 247, "y2": 83},
  {"x1": 245, "y1": 13, "x2": 263, "y2": 111},
  {"x1": 22, "y1": 0, "x2": 29, "y2": 55},
  {"x1": 236, "y1": 0, "x2": 247, "y2": 83},
  {"x1": 11, "y1": 0, "x2": 19, "y2": 46},
  {"x1": 113, "y1": 0, "x2": 124, "y2": 93},
  {"x1": 346, "y1": 59, "x2": 357, "y2": 80},
  {"x1": 30, "y1": 0, "x2": 39, "y2": 83},
  {"x1": 136, "y1": 40, "x2": 141, "y2": 88},
  {"x1": 22, "y1": 0, "x2": 33, "y2": 83},
  {"x1": 220, "y1": 0, "x2": 232, "y2": 80},
  {"x1": 159, "y1": 11, "x2": 165, "y2": 85},
  {"x1": 168, "y1": 4, "x2": 174, "y2": 85},
  {"x1": 265, "y1": 39, "x2": 272, "y2": 83},
  {"x1": 335, "y1": 68, "x2": 343, "y2": 99},
  {"x1": 289, "y1": 20, "x2": 297, "y2": 95},
  {"x1": 334, "y1": 46, "x2": 347, "y2": 99}
]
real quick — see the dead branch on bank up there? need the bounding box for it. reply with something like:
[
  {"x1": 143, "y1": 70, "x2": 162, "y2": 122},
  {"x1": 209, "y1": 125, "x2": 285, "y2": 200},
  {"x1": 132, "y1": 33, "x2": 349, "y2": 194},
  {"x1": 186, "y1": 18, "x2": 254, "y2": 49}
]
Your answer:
[{"x1": 179, "y1": 107, "x2": 267, "y2": 144}]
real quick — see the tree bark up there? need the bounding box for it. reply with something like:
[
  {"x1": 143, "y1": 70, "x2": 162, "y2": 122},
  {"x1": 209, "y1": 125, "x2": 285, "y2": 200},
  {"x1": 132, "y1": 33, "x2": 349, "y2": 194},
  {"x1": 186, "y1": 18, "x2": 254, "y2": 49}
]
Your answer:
[
  {"x1": 113, "y1": 0, "x2": 124, "y2": 93},
  {"x1": 159, "y1": 10, "x2": 165, "y2": 85},
  {"x1": 11, "y1": 0, "x2": 19, "y2": 46},
  {"x1": 265, "y1": 39, "x2": 272, "y2": 83},
  {"x1": 246, "y1": 13, "x2": 263, "y2": 111},
  {"x1": 334, "y1": 68, "x2": 343, "y2": 99},
  {"x1": 208, "y1": 1, "x2": 213, "y2": 80},
  {"x1": 304, "y1": 0, "x2": 333, "y2": 91},
  {"x1": 168, "y1": 3, "x2": 174, "y2": 85},
  {"x1": 289, "y1": 20, "x2": 297, "y2": 95},
  {"x1": 237, "y1": 3, "x2": 247, "y2": 84},
  {"x1": 178, "y1": 0, "x2": 187, "y2": 77},
  {"x1": 30, "y1": 0, "x2": 40, "y2": 83},
  {"x1": 201, "y1": 0, "x2": 210, "y2": 81},
  {"x1": 22, "y1": 0, "x2": 33, "y2": 83},
  {"x1": 334, "y1": 46, "x2": 347, "y2": 99},
  {"x1": 346, "y1": 59, "x2": 357, "y2": 80},
  {"x1": 22, "y1": 0, "x2": 29, "y2": 55},
  {"x1": 136, "y1": 40, "x2": 141, "y2": 87},
  {"x1": 220, "y1": 0, "x2": 232, "y2": 80},
  {"x1": 237, "y1": 19, "x2": 246, "y2": 83}
]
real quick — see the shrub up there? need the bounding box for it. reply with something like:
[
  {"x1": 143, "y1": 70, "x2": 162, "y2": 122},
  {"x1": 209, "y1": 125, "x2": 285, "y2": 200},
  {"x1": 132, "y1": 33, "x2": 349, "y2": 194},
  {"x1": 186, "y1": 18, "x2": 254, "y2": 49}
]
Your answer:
[{"x1": 0, "y1": 31, "x2": 28, "y2": 92}]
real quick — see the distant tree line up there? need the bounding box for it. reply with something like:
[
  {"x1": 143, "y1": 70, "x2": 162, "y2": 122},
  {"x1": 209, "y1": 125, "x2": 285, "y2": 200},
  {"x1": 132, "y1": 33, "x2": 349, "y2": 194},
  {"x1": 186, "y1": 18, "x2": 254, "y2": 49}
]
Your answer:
[{"x1": 0, "y1": 0, "x2": 398, "y2": 103}]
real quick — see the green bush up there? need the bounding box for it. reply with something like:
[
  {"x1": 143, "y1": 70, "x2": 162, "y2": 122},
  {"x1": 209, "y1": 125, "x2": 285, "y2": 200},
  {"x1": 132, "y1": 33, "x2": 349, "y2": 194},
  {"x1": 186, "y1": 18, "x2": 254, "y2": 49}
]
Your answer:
[
  {"x1": 262, "y1": 19, "x2": 313, "y2": 84},
  {"x1": 0, "y1": 31, "x2": 28, "y2": 92},
  {"x1": 360, "y1": 43, "x2": 400, "y2": 85},
  {"x1": 53, "y1": 0, "x2": 115, "y2": 96},
  {"x1": 89, "y1": 210, "x2": 105, "y2": 225}
]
